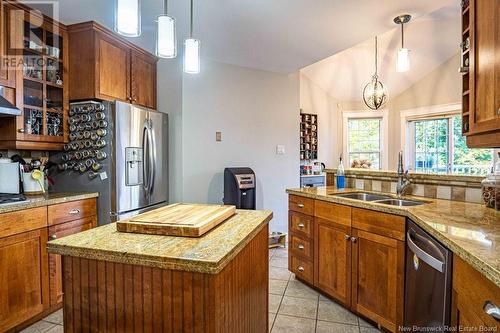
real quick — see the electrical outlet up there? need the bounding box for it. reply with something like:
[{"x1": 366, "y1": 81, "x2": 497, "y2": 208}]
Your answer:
[{"x1": 216, "y1": 131, "x2": 222, "y2": 142}]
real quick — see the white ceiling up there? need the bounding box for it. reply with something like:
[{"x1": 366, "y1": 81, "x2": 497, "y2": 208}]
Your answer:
[
  {"x1": 301, "y1": 5, "x2": 461, "y2": 101},
  {"x1": 35, "y1": 0, "x2": 457, "y2": 74}
]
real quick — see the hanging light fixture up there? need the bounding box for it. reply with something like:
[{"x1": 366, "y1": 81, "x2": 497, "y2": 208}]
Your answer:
[
  {"x1": 115, "y1": 0, "x2": 141, "y2": 37},
  {"x1": 156, "y1": 0, "x2": 177, "y2": 58},
  {"x1": 394, "y1": 14, "x2": 411, "y2": 73},
  {"x1": 363, "y1": 36, "x2": 388, "y2": 110},
  {"x1": 184, "y1": 0, "x2": 200, "y2": 74}
]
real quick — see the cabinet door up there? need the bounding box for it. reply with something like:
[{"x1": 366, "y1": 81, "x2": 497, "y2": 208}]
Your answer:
[
  {"x1": 0, "y1": 229, "x2": 48, "y2": 332},
  {"x1": 0, "y1": 0, "x2": 14, "y2": 87},
  {"x1": 130, "y1": 50, "x2": 157, "y2": 109},
  {"x1": 48, "y1": 216, "x2": 96, "y2": 306},
  {"x1": 469, "y1": 0, "x2": 500, "y2": 135},
  {"x1": 314, "y1": 217, "x2": 351, "y2": 306},
  {"x1": 96, "y1": 32, "x2": 130, "y2": 102},
  {"x1": 351, "y1": 229, "x2": 404, "y2": 333}
]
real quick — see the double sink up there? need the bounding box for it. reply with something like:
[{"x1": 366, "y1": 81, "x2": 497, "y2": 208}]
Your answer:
[{"x1": 331, "y1": 192, "x2": 427, "y2": 207}]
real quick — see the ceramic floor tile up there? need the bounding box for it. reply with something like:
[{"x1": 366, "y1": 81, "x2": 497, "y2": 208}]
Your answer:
[
  {"x1": 269, "y1": 266, "x2": 292, "y2": 280},
  {"x1": 271, "y1": 314, "x2": 316, "y2": 333},
  {"x1": 278, "y1": 296, "x2": 318, "y2": 319},
  {"x1": 20, "y1": 321, "x2": 57, "y2": 333},
  {"x1": 273, "y1": 248, "x2": 288, "y2": 258},
  {"x1": 360, "y1": 327, "x2": 382, "y2": 333},
  {"x1": 269, "y1": 293, "x2": 283, "y2": 313},
  {"x1": 284, "y1": 280, "x2": 319, "y2": 300},
  {"x1": 269, "y1": 312, "x2": 277, "y2": 332},
  {"x1": 317, "y1": 299, "x2": 358, "y2": 325},
  {"x1": 316, "y1": 321, "x2": 361, "y2": 333},
  {"x1": 45, "y1": 325, "x2": 64, "y2": 333},
  {"x1": 358, "y1": 316, "x2": 377, "y2": 328},
  {"x1": 269, "y1": 278, "x2": 288, "y2": 295},
  {"x1": 43, "y1": 309, "x2": 63, "y2": 325},
  {"x1": 269, "y1": 257, "x2": 289, "y2": 268}
]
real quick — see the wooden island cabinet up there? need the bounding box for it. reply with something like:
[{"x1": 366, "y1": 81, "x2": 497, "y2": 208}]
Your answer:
[{"x1": 0, "y1": 196, "x2": 97, "y2": 332}]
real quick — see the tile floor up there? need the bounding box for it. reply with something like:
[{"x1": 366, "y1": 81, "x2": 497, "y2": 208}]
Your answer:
[
  {"x1": 268, "y1": 247, "x2": 382, "y2": 333},
  {"x1": 21, "y1": 247, "x2": 381, "y2": 333}
]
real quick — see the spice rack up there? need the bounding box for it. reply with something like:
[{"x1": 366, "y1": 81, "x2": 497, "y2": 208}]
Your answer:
[
  {"x1": 300, "y1": 112, "x2": 318, "y2": 160},
  {"x1": 460, "y1": 0, "x2": 471, "y2": 134}
]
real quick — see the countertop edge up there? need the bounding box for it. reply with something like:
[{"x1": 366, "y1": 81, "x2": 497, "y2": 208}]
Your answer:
[
  {"x1": 0, "y1": 192, "x2": 100, "y2": 214},
  {"x1": 47, "y1": 210, "x2": 273, "y2": 275},
  {"x1": 286, "y1": 188, "x2": 500, "y2": 288}
]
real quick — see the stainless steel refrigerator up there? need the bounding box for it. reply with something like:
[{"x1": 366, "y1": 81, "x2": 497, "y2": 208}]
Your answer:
[{"x1": 50, "y1": 101, "x2": 168, "y2": 225}]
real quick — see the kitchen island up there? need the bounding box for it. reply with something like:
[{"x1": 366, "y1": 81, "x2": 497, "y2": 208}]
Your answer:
[{"x1": 47, "y1": 208, "x2": 272, "y2": 332}]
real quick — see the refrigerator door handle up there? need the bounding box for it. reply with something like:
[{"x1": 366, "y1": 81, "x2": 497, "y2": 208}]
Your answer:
[
  {"x1": 147, "y1": 125, "x2": 156, "y2": 197},
  {"x1": 142, "y1": 124, "x2": 149, "y2": 194},
  {"x1": 407, "y1": 230, "x2": 445, "y2": 273}
]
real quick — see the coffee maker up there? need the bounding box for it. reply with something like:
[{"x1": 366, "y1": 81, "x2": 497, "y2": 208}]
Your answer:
[{"x1": 223, "y1": 167, "x2": 256, "y2": 209}]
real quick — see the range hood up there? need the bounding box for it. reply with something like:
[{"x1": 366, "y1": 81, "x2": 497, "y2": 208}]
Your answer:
[{"x1": 0, "y1": 95, "x2": 21, "y2": 116}]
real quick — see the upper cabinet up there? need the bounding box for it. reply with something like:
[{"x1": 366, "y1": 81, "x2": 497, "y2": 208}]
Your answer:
[
  {"x1": 461, "y1": 0, "x2": 500, "y2": 148},
  {"x1": 0, "y1": 1, "x2": 69, "y2": 151},
  {"x1": 68, "y1": 22, "x2": 157, "y2": 110}
]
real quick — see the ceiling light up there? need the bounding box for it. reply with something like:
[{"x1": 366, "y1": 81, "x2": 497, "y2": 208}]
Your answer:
[
  {"x1": 115, "y1": 0, "x2": 141, "y2": 37},
  {"x1": 394, "y1": 14, "x2": 411, "y2": 73},
  {"x1": 184, "y1": 0, "x2": 200, "y2": 74},
  {"x1": 363, "y1": 36, "x2": 388, "y2": 110},
  {"x1": 156, "y1": 0, "x2": 177, "y2": 58}
]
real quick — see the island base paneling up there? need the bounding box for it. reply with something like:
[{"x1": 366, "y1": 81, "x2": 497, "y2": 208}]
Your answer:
[{"x1": 61, "y1": 226, "x2": 269, "y2": 333}]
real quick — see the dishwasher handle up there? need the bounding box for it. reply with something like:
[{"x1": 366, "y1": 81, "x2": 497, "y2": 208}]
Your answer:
[{"x1": 407, "y1": 231, "x2": 445, "y2": 273}]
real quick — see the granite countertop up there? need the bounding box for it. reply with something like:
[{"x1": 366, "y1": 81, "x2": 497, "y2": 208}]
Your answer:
[
  {"x1": 286, "y1": 187, "x2": 500, "y2": 287},
  {"x1": 0, "y1": 192, "x2": 99, "y2": 214},
  {"x1": 47, "y1": 209, "x2": 273, "y2": 274}
]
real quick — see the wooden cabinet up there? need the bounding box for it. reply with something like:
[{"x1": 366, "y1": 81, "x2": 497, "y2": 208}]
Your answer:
[
  {"x1": 461, "y1": 0, "x2": 500, "y2": 147},
  {"x1": 451, "y1": 255, "x2": 500, "y2": 331},
  {"x1": 48, "y1": 216, "x2": 96, "y2": 306},
  {"x1": 0, "y1": 228, "x2": 48, "y2": 332},
  {"x1": 0, "y1": 0, "x2": 15, "y2": 88},
  {"x1": 68, "y1": 21, "x2": 158, "y2": 109},
  {"x1": 288, "y1": 196, "x2": 406, "y2": 333},
  {"x1": 0, "y1": 198, "x2": 97, "y2": 331}
]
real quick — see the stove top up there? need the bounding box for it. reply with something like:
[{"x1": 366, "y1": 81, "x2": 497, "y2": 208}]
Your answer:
[{"x1": 0, "y1": 193, "x2": 27, "y2": 205}]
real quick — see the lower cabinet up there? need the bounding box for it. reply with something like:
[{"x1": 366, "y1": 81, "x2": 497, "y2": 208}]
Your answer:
[{"x1": 0, "y1": 229, "x2": 48, "y2": 332}]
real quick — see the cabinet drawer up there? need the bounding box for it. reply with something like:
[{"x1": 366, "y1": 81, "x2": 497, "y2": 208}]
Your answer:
[
  {"x1": 289, "y1": 254, "x2": 313, "y2": 285},
  {"x1": 0, "y1": 207, "x2": 47, "y2": 238},
  {"x1": 315, "y1": 200, "x2": 351, "y2": 226},
  {"x1": 352, "y1": 208, "x2": 405, "y2": 241},
  {"x1": 289, "y1": 195, "x2": 315, "y2": 215},
  {"x1": 289, "y1": 211, "x2": 313, "y2": 238},
  {"x1": 289, "y1": 233, "x2": 313, "y2": 260},
  {"x1": 48, "y1": 199, "x2": 97, "y2": 226}
]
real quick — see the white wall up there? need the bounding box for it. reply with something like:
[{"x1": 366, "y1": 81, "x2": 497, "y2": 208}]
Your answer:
[
  {"x1": 299, "y1": 73, "x2": 342, "y2": 168},
  {"x1": 181, "y1": 61, "x2": 300, "y2": 232}
]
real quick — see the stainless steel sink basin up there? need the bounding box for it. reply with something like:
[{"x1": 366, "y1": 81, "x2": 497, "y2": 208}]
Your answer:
[
  {"x1": 333, "y1": 192, "x2": 393, "y2": 201},
  {"x1": 373, "y1": 199, "x2": 426, "y2": 207}
]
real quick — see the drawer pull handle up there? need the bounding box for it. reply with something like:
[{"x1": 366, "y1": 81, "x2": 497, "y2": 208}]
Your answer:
[
  {"x1": 297, "y1": 223, "x2": 305, "y2": 229},
  {"x1": 50, "y1": 234, "x2": 57, "y2": 240},
  {"x1": 298, "y1": 244, "x2": 305, "y2": 250},
  {"x1": 484, "y1": 301, "x2": 500, "y2": 321},
  {"x1": 350, "y1": 237, "x2": 357, "y2": 243},
  {"x1": 344, "y1": 234, "x2": 351, "y2": 240},
  {"x1": 69, "y1": 208, "x2": 81, "y2": 215},
  {"x1": 297, "y1": 266, "x2": 304, "y2": 272},
  {"x1": 297, "y1": 203, "x2": 304, "y2": 208}
]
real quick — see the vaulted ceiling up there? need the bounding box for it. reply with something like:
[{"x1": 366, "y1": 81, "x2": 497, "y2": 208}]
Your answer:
[{"x1": 37, "y1": 0, "x2": 457, "y2": 74}]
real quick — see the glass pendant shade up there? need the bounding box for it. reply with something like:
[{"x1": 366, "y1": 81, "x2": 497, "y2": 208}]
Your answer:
[
  {"x1": 363, "y1": 75, "x2": 388, "y2": 110},
  {"x1": 184, "y1": 38, "x2": 200, "y2": 74},
  {"x1": 396, "y1": 48, "x2": 410, "y2": 72},
  {"x1": 115, "y1": 0, "x2": 141, "y2": 37},
  {"x1": 156, "y1": 15, "x2": 176, "y2": 58}
]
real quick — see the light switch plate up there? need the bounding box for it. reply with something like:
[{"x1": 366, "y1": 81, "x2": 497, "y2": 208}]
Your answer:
[
  {"x1": 216, "y1": 131, "x2": 222, "y2": 142},
  {"x1": 276, "y1": 145, "x2": 285, "y2": 155}
]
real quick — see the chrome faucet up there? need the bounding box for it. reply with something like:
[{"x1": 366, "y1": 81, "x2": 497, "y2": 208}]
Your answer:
[{"x1": 396, "y1": 151, "x2": 411, "y2": 197}]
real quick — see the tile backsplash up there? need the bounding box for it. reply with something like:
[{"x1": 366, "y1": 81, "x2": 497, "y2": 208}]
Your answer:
[{"x1": 326, "y1": 169, "x2": 484, "y2": 204}]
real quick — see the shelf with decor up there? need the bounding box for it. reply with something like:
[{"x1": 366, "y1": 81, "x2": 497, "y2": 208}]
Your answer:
[
  {"x1": 0, "y1": 3, "x2": 68, "y2": 150},
  {"x1": 300, "y1": 112, "x2": 318, "y2": 161}
]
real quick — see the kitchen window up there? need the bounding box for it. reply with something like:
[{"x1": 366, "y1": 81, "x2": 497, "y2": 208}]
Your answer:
[
  {"x1": 346, "y1": 118, "x2": 383, "y2": 169},
  {"x1": 407, "y1": 114, "x2": 494, "y2": 175}
]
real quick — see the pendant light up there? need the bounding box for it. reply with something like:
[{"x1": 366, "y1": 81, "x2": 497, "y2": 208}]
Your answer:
[
  {"x1": 394, "y1": 14, "x2": 411, "y2": 73},
  {"x1": 363, "y1": 36, "x2": 388, "y2": 110},
  {"x1": 184, "y1": 0, "x2": 200, "y2": 74},
  {"x1": 115, "y1": 0, "x2": 141, "y2": 37},
  {"x1": 156, "y1": 0, "x2": 177, "y2": 58}
]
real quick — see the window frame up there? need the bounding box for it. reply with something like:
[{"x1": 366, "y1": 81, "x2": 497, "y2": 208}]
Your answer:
[{"x1": 342, "y1": 110, "x2": 389, "y2": 170}]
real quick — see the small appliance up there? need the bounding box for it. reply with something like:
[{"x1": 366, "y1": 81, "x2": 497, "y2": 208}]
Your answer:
[
  {"x1": 0, "y1": 161, "x2": 21, "y2": 194},
  {"x1": 223, "y1": 167, "x2": 256, "y2": 209}
]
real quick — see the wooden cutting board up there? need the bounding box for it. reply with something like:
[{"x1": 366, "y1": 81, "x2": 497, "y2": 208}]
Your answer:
[{"x1": 116, "y1": 203, "x2": 236, "y2": 237}]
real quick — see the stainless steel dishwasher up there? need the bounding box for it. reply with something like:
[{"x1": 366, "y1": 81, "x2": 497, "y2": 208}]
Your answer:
[{"x1": 404, "y1": 220, "x2": 452, "y2": 331}]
